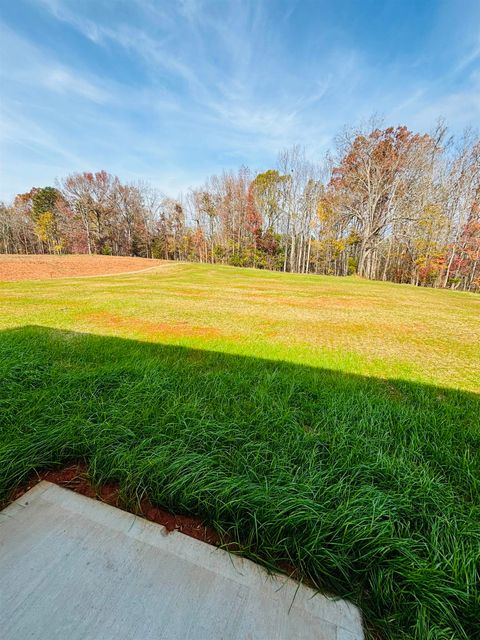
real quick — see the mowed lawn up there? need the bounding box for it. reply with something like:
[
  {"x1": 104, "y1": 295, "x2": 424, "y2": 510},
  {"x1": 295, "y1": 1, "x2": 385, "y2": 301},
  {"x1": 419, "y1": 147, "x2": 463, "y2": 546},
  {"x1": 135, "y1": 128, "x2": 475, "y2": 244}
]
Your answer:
[{"x1": 1, "y1": 260, "x2": 479, "y2": 639}]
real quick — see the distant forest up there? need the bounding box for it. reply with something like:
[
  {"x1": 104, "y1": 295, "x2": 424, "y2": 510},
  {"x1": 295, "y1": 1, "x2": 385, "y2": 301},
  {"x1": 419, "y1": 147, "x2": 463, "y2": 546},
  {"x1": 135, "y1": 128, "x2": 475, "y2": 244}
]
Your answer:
[{"x1": 2, "y1": 120, "x2": 479, "y2": 291}]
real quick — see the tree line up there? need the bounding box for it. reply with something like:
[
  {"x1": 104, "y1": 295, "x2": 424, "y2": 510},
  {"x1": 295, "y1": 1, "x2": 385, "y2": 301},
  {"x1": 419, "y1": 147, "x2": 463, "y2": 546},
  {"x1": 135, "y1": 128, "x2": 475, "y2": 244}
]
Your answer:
[{"x1": 1, "y1": 119, "x2": 479, "y2": 291}]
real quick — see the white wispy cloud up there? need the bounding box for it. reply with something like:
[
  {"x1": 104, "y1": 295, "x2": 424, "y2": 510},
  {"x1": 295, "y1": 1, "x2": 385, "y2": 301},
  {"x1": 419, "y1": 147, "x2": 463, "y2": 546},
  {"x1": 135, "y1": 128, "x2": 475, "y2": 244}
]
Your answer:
[
  {"x1": 1, "y1": 0, "x2": 479, "y2": 202},
  {"x1": 33, "y1": 0, "x2": 337, "y2": 148},
  {"x1": 0, "y1": 23, "x2": 108, "y2": 103}
]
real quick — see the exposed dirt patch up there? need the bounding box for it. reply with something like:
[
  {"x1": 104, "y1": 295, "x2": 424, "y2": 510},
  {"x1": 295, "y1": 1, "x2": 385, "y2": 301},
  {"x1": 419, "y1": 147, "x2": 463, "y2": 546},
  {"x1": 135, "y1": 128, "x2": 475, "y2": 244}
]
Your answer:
[
  {"x1": 0, "y1": 254, "x2": 166, "y2": 281},
  {"x1": 11, "y1": 464, "x2": 221, "y2": 546},
  {"x1": 86, "y1": 311, "x2": 223, "y2": 340}
]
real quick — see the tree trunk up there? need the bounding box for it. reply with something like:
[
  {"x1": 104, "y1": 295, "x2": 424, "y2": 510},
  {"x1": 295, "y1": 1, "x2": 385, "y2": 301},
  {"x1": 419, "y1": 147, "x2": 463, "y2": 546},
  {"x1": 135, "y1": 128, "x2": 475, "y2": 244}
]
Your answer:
[
  {"x1": 305, "y1": 237, "x2": 312, "y2": 274},
  {"x1": 443, "y1": 245, "x2": 456, "y2": 287}
]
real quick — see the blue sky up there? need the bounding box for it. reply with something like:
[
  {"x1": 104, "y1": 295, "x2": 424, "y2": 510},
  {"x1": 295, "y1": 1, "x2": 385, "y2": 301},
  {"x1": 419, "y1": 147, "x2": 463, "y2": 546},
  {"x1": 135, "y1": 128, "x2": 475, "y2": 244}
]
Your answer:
[{"x1": 1, "y1": 0, "x2": 479, "y2": 201}]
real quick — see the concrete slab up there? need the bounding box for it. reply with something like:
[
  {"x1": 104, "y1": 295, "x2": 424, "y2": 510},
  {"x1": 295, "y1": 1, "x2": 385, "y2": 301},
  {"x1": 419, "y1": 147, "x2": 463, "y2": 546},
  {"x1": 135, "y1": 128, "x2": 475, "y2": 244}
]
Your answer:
[{"x1": 0, "y1": 481, "x2": 364, "y2": 639}]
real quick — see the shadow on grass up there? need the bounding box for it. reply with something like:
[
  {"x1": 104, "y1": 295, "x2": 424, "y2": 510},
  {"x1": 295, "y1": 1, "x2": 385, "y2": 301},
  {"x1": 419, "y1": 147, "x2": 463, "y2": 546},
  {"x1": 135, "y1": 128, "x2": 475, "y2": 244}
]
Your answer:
[{"x1": 1, "y1": 325, "x2": 479, "y2": 639}]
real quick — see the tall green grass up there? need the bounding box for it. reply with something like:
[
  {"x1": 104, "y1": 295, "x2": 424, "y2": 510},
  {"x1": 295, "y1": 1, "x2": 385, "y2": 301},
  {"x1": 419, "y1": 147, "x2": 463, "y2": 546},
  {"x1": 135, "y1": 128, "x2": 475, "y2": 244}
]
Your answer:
[{"x1": 1, "y1": 326, "x2": 478, "y2": 639}]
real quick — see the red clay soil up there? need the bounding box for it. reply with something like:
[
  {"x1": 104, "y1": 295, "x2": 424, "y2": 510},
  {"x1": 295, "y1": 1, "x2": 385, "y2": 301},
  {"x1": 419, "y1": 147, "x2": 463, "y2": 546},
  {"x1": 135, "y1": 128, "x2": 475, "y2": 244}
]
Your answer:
[
  {"x1": 11, "y1": 464, "x2": 222, "y2": 546},
  {"x1": 0, "y1": 254, "x2": 165, "y2": 281}
]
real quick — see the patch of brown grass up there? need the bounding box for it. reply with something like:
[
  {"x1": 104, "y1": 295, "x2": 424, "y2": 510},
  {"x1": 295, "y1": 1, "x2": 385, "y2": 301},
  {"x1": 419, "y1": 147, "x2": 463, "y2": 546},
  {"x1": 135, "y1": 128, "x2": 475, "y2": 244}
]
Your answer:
[{"x1": 86, "y1": 311, "x2": 224, "y2": 340}]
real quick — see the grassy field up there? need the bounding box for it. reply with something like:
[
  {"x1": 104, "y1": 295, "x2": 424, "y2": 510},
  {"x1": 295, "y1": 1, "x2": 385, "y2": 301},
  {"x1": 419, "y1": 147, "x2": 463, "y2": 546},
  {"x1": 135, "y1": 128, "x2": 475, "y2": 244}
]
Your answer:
[{"x1": 1, "y1": 260, "x2": 479, "y2": 639}]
